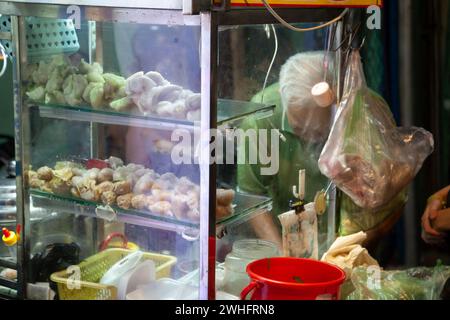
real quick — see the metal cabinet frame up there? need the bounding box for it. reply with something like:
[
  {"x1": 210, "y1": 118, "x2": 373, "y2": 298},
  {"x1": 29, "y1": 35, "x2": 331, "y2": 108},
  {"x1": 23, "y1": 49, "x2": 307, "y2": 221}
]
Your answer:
[{"x1": 0, "y1": 0, "x2": 346, "y2": 300}]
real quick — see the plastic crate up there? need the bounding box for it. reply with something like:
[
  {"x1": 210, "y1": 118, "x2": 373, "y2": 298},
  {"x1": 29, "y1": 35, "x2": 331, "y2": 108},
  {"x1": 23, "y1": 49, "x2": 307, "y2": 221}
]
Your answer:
[
  {"x1": 0, "y1": 15, "x2": 13, "y2": 58},
  {"x1": 50, "y1": 248, "x2": 177, "y2": 300},
  {"x1": 0, "y1": 16, "x2": 80, "y2": 61}
]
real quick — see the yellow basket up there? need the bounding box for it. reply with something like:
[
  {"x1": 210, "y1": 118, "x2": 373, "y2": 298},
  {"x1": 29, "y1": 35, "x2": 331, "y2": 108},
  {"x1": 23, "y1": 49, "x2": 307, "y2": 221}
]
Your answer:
[{"x1": 50, "y1": 248, "x2": 177, "y2": 300}]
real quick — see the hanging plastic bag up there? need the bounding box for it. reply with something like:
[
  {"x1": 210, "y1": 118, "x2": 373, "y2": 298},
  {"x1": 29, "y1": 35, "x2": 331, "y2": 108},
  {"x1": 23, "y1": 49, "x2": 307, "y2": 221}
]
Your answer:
[
  {"x1": 278, "y1": 203, "x2": 318, "y2": 260},
  {"x1": 318, "y1": 50, "x2": 434, "y2": 209},
  {"x1": 346, "y1": 265, "x2": 450, "y2": 300}
]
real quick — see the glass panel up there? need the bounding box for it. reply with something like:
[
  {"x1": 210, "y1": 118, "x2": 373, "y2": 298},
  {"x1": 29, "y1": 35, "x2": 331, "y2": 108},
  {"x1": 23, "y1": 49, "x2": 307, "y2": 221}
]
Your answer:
[
  {"x1": 21, "y1": 17, "x2": 202, "y2": 300},
  {"x1": 215, "y1": 23, "x2": 337, "y2": 298},
  {"x1": 24, "y1": 20, "x2": 202, "y2": 122}
]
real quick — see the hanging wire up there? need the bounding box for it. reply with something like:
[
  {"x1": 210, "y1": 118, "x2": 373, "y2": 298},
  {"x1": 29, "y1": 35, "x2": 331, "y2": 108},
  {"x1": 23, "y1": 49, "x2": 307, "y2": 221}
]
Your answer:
[
  {"x1": 261, "y1": 24, "x2": 278, "y2": 104},
  {"x1": 260, "y1": 24, "x2": 286, "y2": 142},
  {"x1": 331, "y1": 22, "x2": 367, "y2": 53},
  {"x1": 327, "y1": 21, "x2": 366, "y2": 72},
  {"x1": 261, "y1": 0, "x2": 349, "y2": 32}
]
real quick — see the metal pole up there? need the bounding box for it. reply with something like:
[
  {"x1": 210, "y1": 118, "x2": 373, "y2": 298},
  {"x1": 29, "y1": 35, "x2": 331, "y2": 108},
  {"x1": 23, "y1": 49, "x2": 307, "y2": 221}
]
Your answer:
[
  {"x1": 200, "y1": 11, "x2": 217, "y2": 300},
  {"x1": 399, "y1": 0, "x2": 418, "y2": 267},
  {"x1": 327, "y1": 21, "x2": 343, "y2": 250},
  {"x1": 10, "y1": 15, "x2": 29, "y2": 299}
]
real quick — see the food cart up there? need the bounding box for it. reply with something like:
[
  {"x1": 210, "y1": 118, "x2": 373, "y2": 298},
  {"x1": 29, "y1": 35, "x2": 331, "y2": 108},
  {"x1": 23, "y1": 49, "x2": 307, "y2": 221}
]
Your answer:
[{"x1": 0, "y1": 0, "x2": 382, "y2": 300}]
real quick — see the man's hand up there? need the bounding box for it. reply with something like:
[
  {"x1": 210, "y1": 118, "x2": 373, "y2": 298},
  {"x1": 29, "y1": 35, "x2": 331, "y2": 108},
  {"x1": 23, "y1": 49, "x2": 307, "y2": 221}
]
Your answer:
[
  {"x1": 421, "y1": 187, "x2": 449, "y2": 244},
  {"x1": 431, "y1": 208, "x2": 450, "y2": 233},
  {"x1": 249, "y1": 211, "x2": 283, "y2": 251}
]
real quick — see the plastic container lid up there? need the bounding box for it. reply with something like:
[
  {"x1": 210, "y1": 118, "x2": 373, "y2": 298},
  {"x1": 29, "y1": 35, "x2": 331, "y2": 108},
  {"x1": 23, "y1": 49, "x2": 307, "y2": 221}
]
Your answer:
[{"x1": 100, "y1": 250, "x2": 144, "y2": 287}]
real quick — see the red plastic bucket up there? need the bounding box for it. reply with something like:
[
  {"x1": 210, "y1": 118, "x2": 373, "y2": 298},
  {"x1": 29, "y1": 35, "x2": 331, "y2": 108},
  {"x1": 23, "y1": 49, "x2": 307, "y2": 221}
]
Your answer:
[{"x1": 241, "y1": 258, "x2": 346, "y2": 300}]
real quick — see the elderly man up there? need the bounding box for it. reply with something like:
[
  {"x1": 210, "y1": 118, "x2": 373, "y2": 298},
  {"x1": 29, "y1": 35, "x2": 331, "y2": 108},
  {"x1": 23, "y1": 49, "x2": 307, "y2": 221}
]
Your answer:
[{"x1": 237, "y1": 51, "x2": 407, "y2": 252}]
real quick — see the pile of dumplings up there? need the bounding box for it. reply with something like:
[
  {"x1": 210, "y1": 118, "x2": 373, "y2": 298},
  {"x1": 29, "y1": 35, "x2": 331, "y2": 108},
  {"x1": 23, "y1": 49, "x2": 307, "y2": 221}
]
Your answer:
[
  {"x1": 25, "y1": 55, "x2": 129, "y2": 110},
  {"x1": 27, "y1": 157, "x2": 201, "y2": 222},
  {"x1": 126, "y1": 71, "x2": 201, "y2": 121},
  {"x1": 25, "y1": 55, "x2": 201, "y2": 121}
]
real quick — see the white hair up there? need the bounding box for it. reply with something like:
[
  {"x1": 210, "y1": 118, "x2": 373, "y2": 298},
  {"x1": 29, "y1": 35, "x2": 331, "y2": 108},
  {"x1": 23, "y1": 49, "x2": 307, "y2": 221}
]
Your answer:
[
  {"x1": 279, "y1": 51, "x2": 334, "y2": 113},
  {"x1": 279, "y1": 51, "x2": 335, "y2": 140}
]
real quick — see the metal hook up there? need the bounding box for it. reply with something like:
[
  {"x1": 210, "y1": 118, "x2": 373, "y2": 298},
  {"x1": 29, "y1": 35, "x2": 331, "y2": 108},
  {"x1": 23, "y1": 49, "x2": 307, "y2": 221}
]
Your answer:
[
  {"x1": 292, "y1": 169, "x2": 306, "y2": 201},
  {"x1": 352, "y1": 36, "x2": 366, "y2": 51},
  {"x1": 331, "y1": 21, "x2": 363, "y2": 53}
]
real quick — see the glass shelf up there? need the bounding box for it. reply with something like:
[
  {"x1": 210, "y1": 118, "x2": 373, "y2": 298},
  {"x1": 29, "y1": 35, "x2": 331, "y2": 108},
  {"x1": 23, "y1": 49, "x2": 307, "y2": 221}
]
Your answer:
[
  {"x1": 33, "y1": 103, "x2": 196, "y2": 131},
  {"x1": 217, "y1": 99, "x2": 275, "y2": 126},
  {"x1": 30, "y1": 189, "x2": 272, "y2": 235},
  {"x1": 29, "y1": 99, "x2": 275, "y2": 130},
  {"x1": 216, "y1": 192, "x2": 272, "y2": 230},
  {"x1": 0, "y1": 257, "x2": 17, "y2": 270},
  {"x1": 0, "y1": 279, "x2": 18, "y2": 292},
  {"x1": 30, "y1": 189, "x2": 199, "y2": 234}
]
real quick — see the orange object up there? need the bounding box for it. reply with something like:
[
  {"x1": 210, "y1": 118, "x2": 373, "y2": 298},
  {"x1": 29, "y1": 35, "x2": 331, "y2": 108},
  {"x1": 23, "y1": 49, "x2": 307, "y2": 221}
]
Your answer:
[
  {"x1": 17, "y1": 225, "x2": 21, "y2": 240},
  {"x1": 99, "y1": 233, "x2": 128, "y2": 251},
  {"x1": 99, "y1": 233, "x2": 139, "y2": 252}
]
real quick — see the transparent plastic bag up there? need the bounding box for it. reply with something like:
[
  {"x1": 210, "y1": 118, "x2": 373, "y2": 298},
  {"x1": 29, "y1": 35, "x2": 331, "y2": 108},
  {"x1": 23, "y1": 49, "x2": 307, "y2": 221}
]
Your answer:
[
  {"x1": 346, "y1": 265, "x2": 450, "y2": 300},
  {"x1": 319, "y1": 50, "x2": 434, "y2": 209}
]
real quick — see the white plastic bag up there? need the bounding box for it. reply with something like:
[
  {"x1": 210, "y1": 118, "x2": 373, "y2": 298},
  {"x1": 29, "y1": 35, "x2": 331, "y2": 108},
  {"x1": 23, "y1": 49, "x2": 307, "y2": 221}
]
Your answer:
[
  {"x1": 278, "y1": 203, "x2": 318, "y2": 260},
  {"x1": 319, "y1": 50, "x2": 434, "y2": 209}
]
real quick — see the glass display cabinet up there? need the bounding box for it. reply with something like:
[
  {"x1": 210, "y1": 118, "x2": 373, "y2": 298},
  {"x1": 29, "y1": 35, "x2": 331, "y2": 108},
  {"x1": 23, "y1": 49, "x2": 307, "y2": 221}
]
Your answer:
[{"x1": 0, "y1": 0, "x2": 354, "y2": 300}]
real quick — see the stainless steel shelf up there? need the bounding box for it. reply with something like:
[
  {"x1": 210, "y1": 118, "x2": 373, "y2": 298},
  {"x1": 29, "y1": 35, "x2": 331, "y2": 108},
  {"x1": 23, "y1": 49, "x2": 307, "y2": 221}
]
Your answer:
[{"x1": 30, "y1": 99, "x2": 275, "y2": 130}]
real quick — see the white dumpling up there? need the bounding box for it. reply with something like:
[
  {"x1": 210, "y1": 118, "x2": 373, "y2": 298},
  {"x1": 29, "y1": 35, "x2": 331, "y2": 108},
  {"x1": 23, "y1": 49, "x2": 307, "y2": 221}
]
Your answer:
[
  {"x1": 157, "y1": 85, "x2": 183, "y2": 103},
  {"x1": 155, "y1": 100, "x2": 187, "y2": 119},
  {"x1": 145, "y1": 71, "x2": 170, "y2": 86},
  {"x1": 133, "y1": 173, "x2": 156, "y2": 195},
  {"x1": 186, "y1": 109, "x2": 201, "y2": 121},
  {"x1": 185, "y1": 93, "x2": 201, "y2": 111},
  {"x1": 174, "y1": 177, "x2": 196, "y2": 194},
  {"x1": 125, "y1": 72, "x2": 145, "y2": 95},
  {"x1": 107, "y1": 156, "x2": 124, "y2": 169}
]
